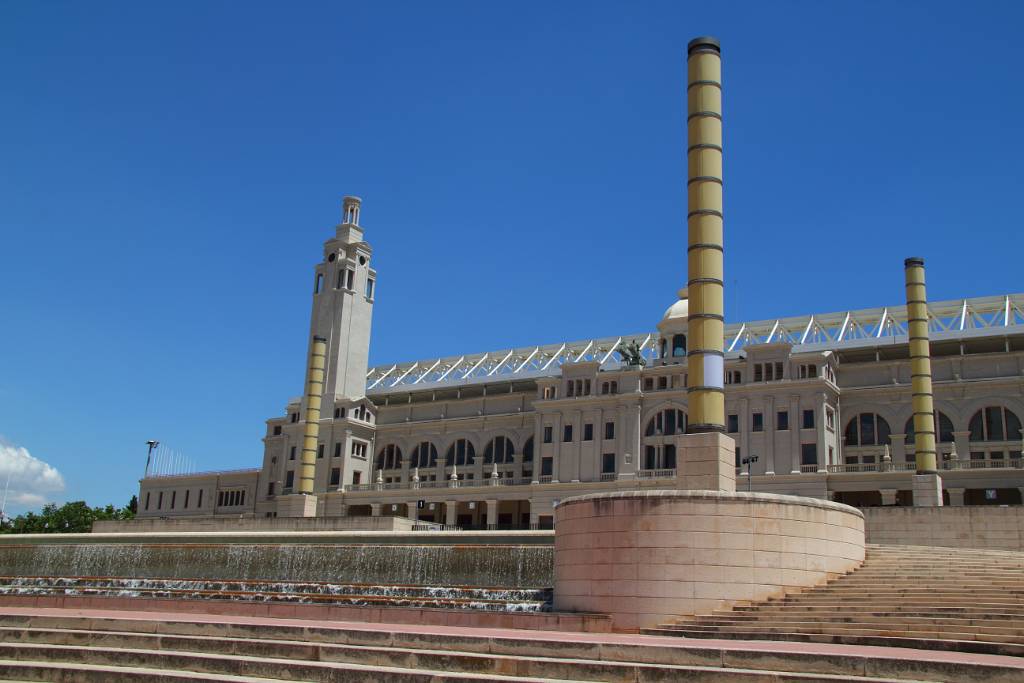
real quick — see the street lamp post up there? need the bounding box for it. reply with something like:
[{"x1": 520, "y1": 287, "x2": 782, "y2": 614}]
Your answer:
[
  {"x1": 741, "y1": 455, "x2": 759, "y2": 492},
  {"x1": 145, "y1": 440, "x2": 159, "y2": 478}
]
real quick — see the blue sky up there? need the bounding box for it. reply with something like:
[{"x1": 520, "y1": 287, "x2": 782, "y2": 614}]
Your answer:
[{"x1": 1, "y1": 1, "x2": 1021, "y2": 512}]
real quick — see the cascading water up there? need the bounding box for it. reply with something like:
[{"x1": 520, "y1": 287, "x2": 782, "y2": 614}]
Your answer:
[{"x1": 0, "y1": 536, "x2": 555, "y2": 613}]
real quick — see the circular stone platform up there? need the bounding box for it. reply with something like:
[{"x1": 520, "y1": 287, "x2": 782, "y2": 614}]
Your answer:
[{"x1": 553, "y1": 490, "x2": 865, "y2": 631}]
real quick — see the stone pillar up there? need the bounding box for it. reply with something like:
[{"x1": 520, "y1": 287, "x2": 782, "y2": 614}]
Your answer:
[
  {"x1": 298, "y1": 337, "x2": 327, "y2": 495},
  {"x1": 528, "y1": 500, "x2": 540, "y2": 530},
  {"x1": 790, "y1": 395, "x2": 801, "y2": 474},
  {"x1": 904, "y1": 257, "x2": 937, "y2": 475},
  {"x1": 880, "y1": 488, "x2": 898, "y2": 506},
  {"x1": 486, "y1": 499, "x2": 498, "y2": 530},
  {"x1": 947, "y1": 488, "x2": 965, "y2": 507},
  {"x1": 685, "y1": 36, "x2": 726, "y2": 435},
  {"x1": 445, "y1": 501, "x2": 458, "y2": 527},
  {"x1": 370, "y1": 503, "x2": 381, "y2": 517},
  {"x1": 764, "y1": 395, "x2": 776, "y2": 475}
]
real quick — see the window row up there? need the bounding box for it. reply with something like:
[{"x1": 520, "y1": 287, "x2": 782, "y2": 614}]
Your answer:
[
  {"x1": 543, "y1": 422, "x2": 615, "y2": 443},
  {"x1": 727, "y1": 409, "x2": 817, "y2": 433},
  {"x1": 144, "y1": 488, "x2": 204, "y2": 512},
  {"x1": 378, "y1": 437, "x2": 537, "y2": 471},
  {"x1": 844, "y1": 407, "x2": 1022, "y2": 447}
]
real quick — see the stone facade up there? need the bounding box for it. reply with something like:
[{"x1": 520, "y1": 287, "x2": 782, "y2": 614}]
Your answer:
[{"x1": 137, "y1": 201, "x2": 1024, "y2": 525}]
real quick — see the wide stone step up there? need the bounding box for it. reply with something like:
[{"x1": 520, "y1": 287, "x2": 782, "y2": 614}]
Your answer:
[
  {"x1": 698, "y1": 612, "x2": 1024, "y2": 626},
  {"x1": 7, "y1": 611, "x2": 1024, "y2": 683},
  {"x1": 641, "y1": 627, "x2": 1024, "y2": 658},
  {"x1": 655, "y1": 623, "x2": 1024, "y2": 644},
  {"x1": 680, "y1": 619, "x2": 1024, "y2": 637},
  {"x1": 0, "y1": 639, "x2": 936, "y2": 683}
]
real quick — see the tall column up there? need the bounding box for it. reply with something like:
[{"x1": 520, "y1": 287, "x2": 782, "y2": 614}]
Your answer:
[
  {"x1": 486, "y1": 499, "x2": 498, "y2": 530},
  {"x1": 686, "y1": 36, "x2": 726, "y2": 434},
  {"x1": 445, "y1": 501, "x2": 458, "y2": 527},
  {"x1": 905, "y1": 258, "x2": 937, "y2": 473},
  {"x1": 298, "y1": 337, "x2": 327, "y2": 494}
]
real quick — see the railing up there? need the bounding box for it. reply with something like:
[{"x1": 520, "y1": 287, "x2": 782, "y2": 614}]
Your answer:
[
  {"x1": 637, "y1": 469, "x2": 676, "y2": 479},
  {"x1": 142, "y1": 467, "x2": 260, "y2": 481},
  {"x1": 800, "y1": 464, "x2": 820, "y2": 473},
  {"x1": 537, "y1": 475, "x2": 554, "y2": 484},
  {"x1": 943, "y1": 459, "x2": 1023, "y2": 470},
  {"x1": 412, "y1": 523, "x2": 461, "y2": 531},
  {"x1": 600, "y1": 472, "x2": 617, "y2": 481},
  {"x1": 827, "y1": 462, "x2": 918, "y2": 473}
]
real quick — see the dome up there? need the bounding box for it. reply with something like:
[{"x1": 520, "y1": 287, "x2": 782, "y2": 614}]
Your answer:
[{"x1": 658, "y1": 288, "x2": 689, "y2": 331}]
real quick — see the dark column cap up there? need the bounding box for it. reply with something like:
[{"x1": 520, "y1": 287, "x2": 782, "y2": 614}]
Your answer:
[
  {"x1": 904, "y1": 257, "x2": 925, "y2": 267},
  {"x1": 688, "y1": 36, "x2": 721, "y2": 55}
]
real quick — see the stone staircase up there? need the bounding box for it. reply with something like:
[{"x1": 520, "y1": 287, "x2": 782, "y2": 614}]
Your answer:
[
  {"x1": 0, "y1": 575, "x2": 551, "y2": 612},
  {"x1": 0, "y1": 609, "x2": 1021, "y2": 682},
  {"x1": 646, "y1": 544, "x2": 1024, "y2": 655}
]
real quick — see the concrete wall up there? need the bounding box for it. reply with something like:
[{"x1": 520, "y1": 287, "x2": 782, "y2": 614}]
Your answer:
[
  {"x1": 553, "y1": 490, "x2": 864, "y2": 632},
  {"x1": 864, "y1": 506, "x2": 1024, "y2": 551}
]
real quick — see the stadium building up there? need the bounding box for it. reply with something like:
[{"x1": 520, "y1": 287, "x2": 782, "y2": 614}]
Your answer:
[{"x1": 136, "y1": 194, "x2": 1024, "y2": 527}]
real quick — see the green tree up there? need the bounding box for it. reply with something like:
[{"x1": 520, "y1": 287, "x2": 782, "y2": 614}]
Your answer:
[{"x1": 0, "y1": 498, "x2": 136, "y2": 534}]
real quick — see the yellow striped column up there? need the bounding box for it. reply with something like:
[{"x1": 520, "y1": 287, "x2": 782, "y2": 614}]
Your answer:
[
  {"x1": 298, "y1": 336, "x2": 327, "y2": 494},
  {"x1": 686, "y1": 36, "x2": 725, "y2": 434},
  {"x1": 904, "y1": 258, "x2": 937, "y2": 474}
]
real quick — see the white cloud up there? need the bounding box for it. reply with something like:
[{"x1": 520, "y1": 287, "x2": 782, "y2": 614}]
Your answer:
[{"x1": 0, "y1": 438, "x2": 65, "y2": 513}]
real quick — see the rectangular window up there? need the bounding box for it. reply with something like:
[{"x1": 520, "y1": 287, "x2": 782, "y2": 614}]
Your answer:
[
  {"x1": 158, "y1": 492, "x2": 163, "y2": 510},
  {"x1": 802, "y1": 409, "x2": 815, "y2": 429},
  {"x1": 563, "y1": 425, "x2": 573, "y2": 442},
  {"x1": 765, "y1": 363, "x2": 774, "y2": 381},
  {"x1": 543, "y1": 426, "x2": 553, "y2": 443},
  {"x1": 643, "y1": 378, "x2": 654, "y2": 391},
  {"x1": 754, "y1": 364, "x2": 763, "y2": 382},
  {"x1": 610, "y1": 381, "x2": 618, "y2": 394},
  {"x1": 601, "y1": 382, "x2": 609, "y2": 395},
  {"x1": 351, "y1": 441, "x2": 367, "y2": 457},
  {"x1": 727, "y1": 414, "x2": 739, "y2": 433},
  {"x1": 197, "y1": 489, "x2": 203, "y2": 508},
  {"x1": 775, "y1": 362, "x2": 784, "y2": 379},
  {"x1": 336, "y1": 269, "x2": 344, "y2": 289},
  {"x1": 365, "y1": 277, "x2": 375, "y2": 299},
  {"x1": 752, "y1": 413, "x2": 764, "y2": 432},
  {"x1": 272, "y1": 425, "x2": 281, "y2": 436},
  {"x1": 285, "y1": 471, "x2": 295, "y2": 488},
  {"x1": 334, "y1": 442, "x2": 342, "y2": 458},
  {"x1": 583, "y1": 423, "x2": 593, "y2": 441},
  {"x1": 825, "y1": 408, "x2": 835, "y2": 431},
  {"x1": 735, "y1": 446, "x2": 742, "y2": 468},
  {"x1": 330, "y1": 468, "x2": 341, "y2": 486},
  {"x1": 352, "y1": 471, "x2": 361, "y2": 485},
  {"x1": 566, "y1": 381, "x2": 574, "y2": 397},
  {"x1": 658, "y1": 376, "x2": 667, "y2": 390},
  {"x1": 267, "y1": 482, "x2": 275, "y2": 496},
  {"x1": 317, "y1": 444, "x2": 324, "y2": 459},
  {"x1": 801, "y1": 443, "x2": 817, "y2": 466},
  {"x1": 314, "y1": 273, "x2": 323, "y2": 293},
  {"x1": 170, "y1": 491, "x2": 176, "y2": 509},
  {"x1": 346, "y1": 269, "x2": 354, "y2": 290},
  {"x1": 604, "y1": 421, "x2": 615, "y2": 440},
  {"x1": 602, "y1": 453, "x2": 616, "y2": 473},
  {"x1": 541, "y1": 457, "x2": 553, "y2": 476},
  {"x1": 777, "y1": 411, "x2": 789, "y2": 431},
  {"x1": 184, "y1": 490, "x2": 190, "y2": 509},
  {"x1": 289, "y1": 446, "x2": 296, "y2": 460},
  {"x1": 144, "y1": 492, "x2": 150, "y2": 511}
]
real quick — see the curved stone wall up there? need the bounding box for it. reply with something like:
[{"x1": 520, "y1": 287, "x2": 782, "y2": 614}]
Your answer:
[{"x1": 554, "y1": 490, "x2": 864, "y2": 631}]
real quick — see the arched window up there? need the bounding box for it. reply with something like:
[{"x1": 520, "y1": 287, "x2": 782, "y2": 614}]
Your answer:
[
  {"x1": 969, "y1": 406, "x2": 1022, "y2": 442},
  {"x1": 844, "y1": 413, "x2": 891, "y2": 447},
  {"x1": 522, "y1": 436, "x2": 534, "y2": 463},
  {"x1": 904, "y1": 412, "x2": 955, "y2": 444},
  {"x1": 375, "y1": 444, "x2": 402, "y2": 471},
  {"x1": 484, "y1": 436, "x2": 515, "y2": 464},
  {"x1": 411, "y1": 442, "x2": 438, "y2": 468},
  {"x1": 672, "y1": 334, "x2": 686, "y2": 358},
  {"x1": 446, "y1": 438, "x2": 476, "y2": 467},
  {"x1": 645, "y1": 408, "x2": 687, "y2": 437}
]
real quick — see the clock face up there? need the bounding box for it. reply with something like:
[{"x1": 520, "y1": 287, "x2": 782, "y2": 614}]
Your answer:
[{"x1": 359, "y1": 255, "x2": 367, "y2": 265}]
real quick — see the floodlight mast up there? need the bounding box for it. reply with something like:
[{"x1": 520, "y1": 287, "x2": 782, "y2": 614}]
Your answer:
[{"x1": 145, "y1": 440, "x2": 159, "y2": 478}]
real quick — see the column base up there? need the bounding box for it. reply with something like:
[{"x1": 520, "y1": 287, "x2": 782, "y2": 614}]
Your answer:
[
  {"x1": 675, "y1": 432, "x2": 736, "y2": 492},
  {"x1": 276, "y1": 493, "x2": 318, "y2": 518},
  {"x1": 912, "y1": 473, "x2": 944, "y2": 507}
]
